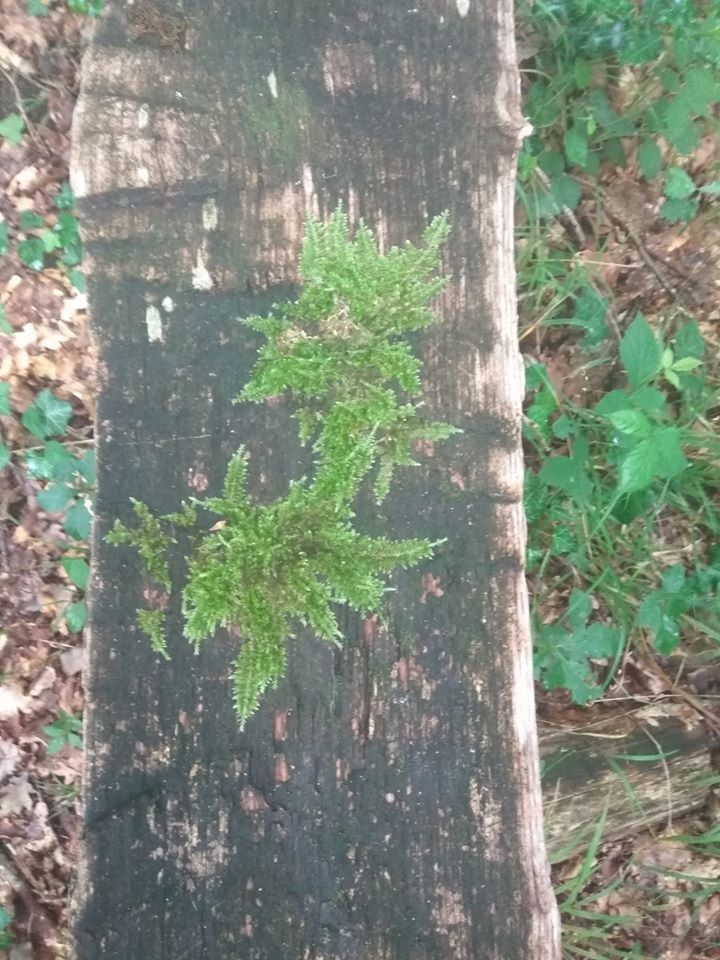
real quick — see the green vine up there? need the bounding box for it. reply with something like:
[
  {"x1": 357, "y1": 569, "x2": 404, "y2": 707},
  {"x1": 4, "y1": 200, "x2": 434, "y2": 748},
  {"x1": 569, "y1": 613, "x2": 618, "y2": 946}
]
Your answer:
[{"x1": 108, "y1": 209, "x2": 457, "y2": 726}]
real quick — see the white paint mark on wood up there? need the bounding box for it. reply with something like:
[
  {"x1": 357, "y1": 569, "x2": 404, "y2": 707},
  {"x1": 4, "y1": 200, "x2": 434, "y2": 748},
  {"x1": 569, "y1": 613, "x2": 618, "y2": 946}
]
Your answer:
[
  {"x1": 202, "y1": 198, "x2": 218, "y2": 231},
  {"x1": 161, "y1": 296, "x2": 174, "y2": 313},
  {"x1": 302, "y1": 164, "x2": 319, "y2": 217},
  {"x1": 456, "y1": 0, "x2": 470, "y2": 15},
  {"x1": 192, "y1": 250, "x2": 213, "y2": 290},
  {"x1": 145, "y1": 305, "x2": 163, "y2": 343},
  {"x1": 267, "y1": 70, "x2": 278, "y2": 99},
  {"x1": 137, "y1": 166, "x2": 150, "y2": 186},
  {"x1": 137, "y1": 105, "x2": 149, "y2": 129}
]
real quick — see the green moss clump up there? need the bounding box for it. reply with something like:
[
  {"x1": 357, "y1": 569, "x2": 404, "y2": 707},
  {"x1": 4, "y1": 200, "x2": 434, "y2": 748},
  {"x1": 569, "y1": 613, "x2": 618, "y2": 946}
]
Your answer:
[{"x1": 109, "y1": 208, "x2": 457, "y2": 726}]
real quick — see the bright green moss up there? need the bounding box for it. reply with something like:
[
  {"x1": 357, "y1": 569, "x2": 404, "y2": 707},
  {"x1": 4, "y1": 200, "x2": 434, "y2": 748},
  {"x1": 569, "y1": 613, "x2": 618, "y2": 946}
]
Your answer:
[{"x1": 109, "y1": 209, "x2": 456, "y2": 726}]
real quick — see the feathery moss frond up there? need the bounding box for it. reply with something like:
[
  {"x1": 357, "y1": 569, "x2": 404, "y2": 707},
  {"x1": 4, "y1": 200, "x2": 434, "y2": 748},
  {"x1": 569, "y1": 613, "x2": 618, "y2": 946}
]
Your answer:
[{"x1": 108, "y1": 208, "x2": 456, "y2": 726}]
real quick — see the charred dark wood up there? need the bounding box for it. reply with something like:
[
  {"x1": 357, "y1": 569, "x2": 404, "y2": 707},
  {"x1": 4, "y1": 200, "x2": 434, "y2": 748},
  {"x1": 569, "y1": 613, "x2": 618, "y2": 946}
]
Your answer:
[{"x1": 71, "y1": 2, "x2": 558, "y2": 958}]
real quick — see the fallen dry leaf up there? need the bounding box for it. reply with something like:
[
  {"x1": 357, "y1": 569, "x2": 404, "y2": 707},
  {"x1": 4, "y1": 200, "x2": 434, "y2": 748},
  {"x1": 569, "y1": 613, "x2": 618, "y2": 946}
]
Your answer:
[
  {"x1": 0, "y1": 774, "x2": 34, "y2": 816},
  {"x1": 0, "y1": 739, "x2": 21, "y2": 781}
]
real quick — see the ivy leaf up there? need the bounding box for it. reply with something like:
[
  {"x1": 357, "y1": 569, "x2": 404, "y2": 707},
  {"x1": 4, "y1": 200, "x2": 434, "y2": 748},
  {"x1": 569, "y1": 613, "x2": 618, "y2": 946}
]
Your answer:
[
  {"x1": 619, "y1": 315, "x2": 662, "y2": 388},
  {"x1": 25, "y1": 441, "x2": 78, "y2": 481},
  {"x1": 54, "y1": 183, "x2": 75, "y2": 210},
  {"x1": 65, "y1": 601, "x2": 87, "y2": 633},
  {"x1": 19, "y1": 210, "x2": 45, "y2": 230},
  {"x1": 37, "y1": 482, "x2": 74, "y2": 513},
  {"x1": 17, "y1": 237, "x2": 45, "y2": 270},
  {"x1": 62, "y1": 557, "x2": 89, "y2": 591},
  {"x1": 0, "y1": 113, "x2": 25, "y2": 145},
  {"x1": 63, "y1": 500, "x2": 92, "y2": 540},
  {"x1": 21, "y1": 389, "x2": 73, "y2": 438}
]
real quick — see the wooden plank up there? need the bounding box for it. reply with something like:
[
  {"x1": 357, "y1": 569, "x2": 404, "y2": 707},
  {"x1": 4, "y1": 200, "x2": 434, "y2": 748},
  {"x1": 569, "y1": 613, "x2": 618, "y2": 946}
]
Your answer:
[
  {"x1": 540, "y1": 709, "x2": 713, "y2": 861},
  {"x1": 71, "y1": 2, "x2": 559, "y2": 958}
]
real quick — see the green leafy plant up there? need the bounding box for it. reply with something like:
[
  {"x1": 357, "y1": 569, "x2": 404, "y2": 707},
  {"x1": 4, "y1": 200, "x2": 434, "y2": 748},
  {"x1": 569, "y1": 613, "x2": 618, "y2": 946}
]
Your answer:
[
  {"x1": 108, "y1": 210, "x2": 457, "y2": 726},
  {"x1": 1, "y1": 382, "x2": 94, "y2": 630},
  {"x1": 26, "y1": 0, "x2": 104, "y2": 14},
  {"x1": 15, "y1": 184, "x2": 84, "y2": 288},
  {"x1": 535, "y1": 589, "x2": 622, "y2": 704},
  {"x1": 516, "y1": 0, "x2": 720, "y2": 340},
  {"x1": 0, "y1": 113, "x2": 25, "y2": 145},
  {"x1": 0, "y1": 906, "x2": 12, "y2": 949},
  {"x1": 43, "y1": 710, "x2": 82, "y2": 754},
  {"x1": 525, "y1": 311, "x2": 720, "y2": 702}
]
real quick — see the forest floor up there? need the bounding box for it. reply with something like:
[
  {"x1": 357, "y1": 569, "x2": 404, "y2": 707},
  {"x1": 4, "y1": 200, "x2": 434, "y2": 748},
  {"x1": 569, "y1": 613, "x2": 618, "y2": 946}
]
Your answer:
[{"x1": 0, "y1": 2, "x2": 719, "y2": 958}]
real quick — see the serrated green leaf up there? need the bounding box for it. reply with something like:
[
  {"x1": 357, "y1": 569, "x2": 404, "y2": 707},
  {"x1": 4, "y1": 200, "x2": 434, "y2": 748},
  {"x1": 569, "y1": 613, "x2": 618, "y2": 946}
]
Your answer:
[
  {"x1": 550, "y1": 175, "x2": 581, "y2": 210},
  {"x1": 595, "y1": 390, "x2": 632, "y2": 416},
  {"x1": 551, "y1": 415, "x2": 573, "y2": 440},
  {"x1": 661, "y1": 564, "x2": 686, "y2": 594},
  {"x1": 699, "y1": 182, "x2": 720, "y2": 196},
  {"x1": 607, "y1": 409, "x2": 651, "y2": 436},
  {"x1": 21, "y1": 389, "x2": 73, "y2": 438},
  {"x1": 26, "y1": 0, "x2": 49, "y2": 13},
  {"x1": 65, "y1": 601, "x2": 87, "y2": 633},
  {"x1": 619, "y1": 315, "x2": 662, "y2": 388},
  {"x1": 671, "y1": 356, "x2": 702, "y2": 372},
  {"x1": 664, "y1": 166, "x2": 697, "y2": 200},
  {"x1": 660, "y1": 199, "x2": 700, "y2": 223},
  {"x1": 563, "y1": 127, "x2": 589, "y2": 168},
  {"x1": 539, "y1": 455, "x2": 593, "y2": 505},
  {"x1": 675, "y1": 319, "x2": 704, "y2": 359},
  {"x1": 567, "y1": 590, "x2": 591, "y2": 630},
  {"x1": 683, "y1": 67, "x2": 720, "y2": 115},
  {"x1": 630, "y1": 386, "x2": 666, "y2": 413},
  {"x1": 619, "y1": 440, "x2": 656, "y2": 493},
  {"x1": 62, "y1": 557, "x2": 89, "y2": 591},
  {"x1": 653, "y1": 426, "x2": 688, "y2": 478},
  {"x1": 637, "y1": 140, "x2": 662, "y2": 180},
  {"x1": 0, "y1": 113, "x2": 25, "y2": 145}
]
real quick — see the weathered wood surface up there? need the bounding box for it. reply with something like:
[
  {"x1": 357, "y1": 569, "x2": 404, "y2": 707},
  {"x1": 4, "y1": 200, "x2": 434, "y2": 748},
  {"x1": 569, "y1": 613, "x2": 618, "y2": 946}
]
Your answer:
[
  {"x1": 539, "y1": 709, "x2": 714, "y2": 862},
  {"x1": 71, "y1": 1, "x2": 559, "y2": 958}
]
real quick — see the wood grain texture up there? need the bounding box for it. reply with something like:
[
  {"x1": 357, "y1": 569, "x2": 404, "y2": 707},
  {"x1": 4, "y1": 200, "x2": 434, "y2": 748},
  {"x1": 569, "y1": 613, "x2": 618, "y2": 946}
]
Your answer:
[
  {"x1": 71, "y1": 1, "x2": 559, "y2": 957},
  {"x1": 540, "y1": 710, "x2": 714, "y2": 861}
]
